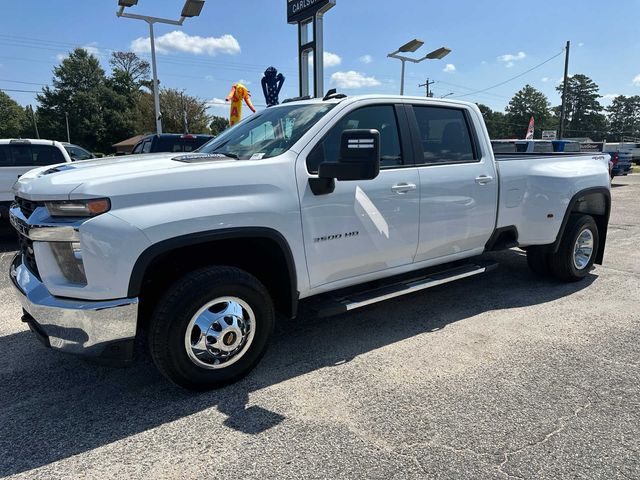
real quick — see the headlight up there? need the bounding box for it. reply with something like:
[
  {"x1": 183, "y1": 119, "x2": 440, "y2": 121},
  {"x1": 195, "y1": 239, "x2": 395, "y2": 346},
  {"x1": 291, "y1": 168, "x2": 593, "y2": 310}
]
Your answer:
[
  {"x1": 45, "y1": 198, "x2": 110, "y2": 217},
  {"x1": 50, "y1": 241, "x2": 86, "y2": 285}
]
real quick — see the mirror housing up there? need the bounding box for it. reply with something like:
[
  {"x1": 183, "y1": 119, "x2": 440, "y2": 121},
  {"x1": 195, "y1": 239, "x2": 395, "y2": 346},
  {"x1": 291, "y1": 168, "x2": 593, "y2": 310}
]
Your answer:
[
  {"x1": 319, "y1": 129, "x2": 380, "y2": 181},
  {"x1": 310, "y1": 129, "x2": 381, "y2": 195}
]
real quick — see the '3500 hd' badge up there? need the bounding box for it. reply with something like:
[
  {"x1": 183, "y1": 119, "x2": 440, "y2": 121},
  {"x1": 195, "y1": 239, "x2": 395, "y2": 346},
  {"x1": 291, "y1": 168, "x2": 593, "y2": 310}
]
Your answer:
[{"x1": 313, "y1": 231, "x2": 359, "y2": 243}]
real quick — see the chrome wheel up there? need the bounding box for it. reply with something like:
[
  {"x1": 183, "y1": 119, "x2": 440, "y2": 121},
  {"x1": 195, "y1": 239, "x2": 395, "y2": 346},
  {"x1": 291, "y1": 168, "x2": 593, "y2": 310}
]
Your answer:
[
  {"x1": 184, "y1": 296, "x2": 255, "y2": 370},
  {"x1": 573, "y1": 228, "x2": 594, "y2": 270}
]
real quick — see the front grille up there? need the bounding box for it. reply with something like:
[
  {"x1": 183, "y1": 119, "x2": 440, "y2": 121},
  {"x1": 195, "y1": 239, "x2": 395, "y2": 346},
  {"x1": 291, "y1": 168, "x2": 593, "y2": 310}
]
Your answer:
[
  {"x1": 18, "y1": 235, "x2": 40, "y2": 280},
  {"x1": 14, "y1": 196, "x2": 43, "y2": 219}
]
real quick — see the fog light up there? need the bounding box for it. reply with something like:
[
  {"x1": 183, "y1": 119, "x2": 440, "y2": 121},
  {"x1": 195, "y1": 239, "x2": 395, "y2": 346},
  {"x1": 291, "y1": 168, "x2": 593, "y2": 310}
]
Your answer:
[{"x1": 51, "y1": 242, "x2": 86, "y2": 285}]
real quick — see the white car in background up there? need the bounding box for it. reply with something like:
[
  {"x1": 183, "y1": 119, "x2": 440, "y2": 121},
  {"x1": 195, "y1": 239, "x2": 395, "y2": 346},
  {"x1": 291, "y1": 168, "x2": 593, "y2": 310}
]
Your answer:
[{"x1": 0, "y1": 139, "x2": 72, "y2": 220}]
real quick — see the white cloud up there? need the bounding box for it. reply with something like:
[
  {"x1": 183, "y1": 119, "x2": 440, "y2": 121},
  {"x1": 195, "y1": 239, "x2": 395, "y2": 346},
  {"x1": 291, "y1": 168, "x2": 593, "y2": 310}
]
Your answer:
[
  {"x1": 602, "y1": 93, "x2": 620, "y2": 100},
  {"x1": 309, "y1": 51, "x2": 342, "y2": 68},
  {"x1": 578, "y1": 42, "x2": 585, "y2": 47},
  {"x1": 238, "y1": 78, "x2": 252, "y2": 85},
  {"x1": 633, "y1": 74, "x2": 640, "y2": 86},
  {"x1": 55, "y1": 43, "x2": 101, "y2": 62},
  {"x1": 481, "y1": 60, "x2": 488, "y2": 65},
  {"x1": 81, "y1": 42, "x2": 101, "y2": 57},
  {"x1": 505, "y1": 62, "x2": 515, "y2": 68},
  {"x1": 131, "y1": 31, "x2": 240, "y2": 56},
  {"x1": 443, "y1": 63, "x2": 456, "y2": 73},
  {"x1": 330, "y1": 71, "x2": 380, "y2": 89},
  {"x1": 541, "y1": 77, "x2": 550, "y2": 82},
  {"x1": 498, "y1": 51, "x2": 526, "y2": 64},
  {"x1": 206, "y1": 98, "x2": 228, "y2": 109},
  {"x1": 359, "y1": 54, "x2": 373, "y2": 64}
]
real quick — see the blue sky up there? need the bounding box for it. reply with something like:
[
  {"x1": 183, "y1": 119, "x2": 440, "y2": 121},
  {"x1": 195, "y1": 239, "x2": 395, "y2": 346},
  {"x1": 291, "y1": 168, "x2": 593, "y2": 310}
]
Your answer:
[{"x1": 1, "y1": 0, "x2": 639, "y2": 115}]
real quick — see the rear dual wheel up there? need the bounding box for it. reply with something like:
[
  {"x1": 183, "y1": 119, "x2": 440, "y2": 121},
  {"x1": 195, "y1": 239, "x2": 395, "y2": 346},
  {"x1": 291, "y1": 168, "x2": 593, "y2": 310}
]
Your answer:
[{"x1": 527, "y1": 214, "x2": 599, "y2": 282}]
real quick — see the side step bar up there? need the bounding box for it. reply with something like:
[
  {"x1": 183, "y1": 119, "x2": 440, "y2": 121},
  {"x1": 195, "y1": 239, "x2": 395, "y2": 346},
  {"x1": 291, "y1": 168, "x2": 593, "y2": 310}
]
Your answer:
[{"x1": 314, "y1": 261, "x2": 498, "y2": 318}]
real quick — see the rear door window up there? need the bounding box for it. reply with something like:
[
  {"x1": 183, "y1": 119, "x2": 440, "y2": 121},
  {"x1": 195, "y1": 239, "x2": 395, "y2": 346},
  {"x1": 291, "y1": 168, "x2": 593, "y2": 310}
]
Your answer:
[
  {"x1": 142, "y1": 140, "x2": 152, "y2": 153},
  {"x1": 0, "y1": 144, "x2": 65, "y2": 166},
  {"x1": 412, "y1": 106, "x2": 477, "y2": 163}
]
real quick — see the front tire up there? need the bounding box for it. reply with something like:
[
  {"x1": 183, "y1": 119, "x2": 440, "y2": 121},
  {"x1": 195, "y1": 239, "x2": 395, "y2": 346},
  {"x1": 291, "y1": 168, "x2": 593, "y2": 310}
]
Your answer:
[
  {"x1": 548, "y1": 214, "x2": 599, "y2": 282},
  {"x1": 149, "y1": 266, "x2": 274, "y2": 390}
]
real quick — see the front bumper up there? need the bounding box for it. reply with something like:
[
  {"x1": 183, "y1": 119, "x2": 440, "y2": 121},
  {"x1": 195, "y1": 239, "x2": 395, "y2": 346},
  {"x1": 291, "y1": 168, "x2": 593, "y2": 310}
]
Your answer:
[{"x1": 10, "y1": 254, "x2": 139, "y2": 362}]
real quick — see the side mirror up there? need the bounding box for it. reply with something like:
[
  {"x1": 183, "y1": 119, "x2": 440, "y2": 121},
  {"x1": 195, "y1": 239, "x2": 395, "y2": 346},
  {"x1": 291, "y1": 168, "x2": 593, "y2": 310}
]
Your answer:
[
  {"x1": 310, "y1": 129, "x2": 381, "y2": 195},
  {"x1": 319, "y1": 129, "x2": 380, "y2": 181}
]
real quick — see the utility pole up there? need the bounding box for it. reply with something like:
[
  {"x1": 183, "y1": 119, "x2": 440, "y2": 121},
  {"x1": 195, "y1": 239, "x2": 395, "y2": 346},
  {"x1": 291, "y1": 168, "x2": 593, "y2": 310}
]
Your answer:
[
  {"x1": 419, "y1": 79, "x2": 435, "y2": 97},
  {"x1": 559, "y1": 41, "x2": 570, "y2": 139},
  {"x1": 29, "y1": 105, "x2": 40, "y2": 139},
  {"x1": 65, "y1": 112, "x2": 71, "y2": 143}
]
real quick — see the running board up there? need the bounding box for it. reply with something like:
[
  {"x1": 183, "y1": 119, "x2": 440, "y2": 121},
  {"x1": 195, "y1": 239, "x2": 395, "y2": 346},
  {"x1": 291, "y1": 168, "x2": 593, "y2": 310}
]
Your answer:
[{"x1": 314, "y1": 261, "x2": 497, "y2": 318}]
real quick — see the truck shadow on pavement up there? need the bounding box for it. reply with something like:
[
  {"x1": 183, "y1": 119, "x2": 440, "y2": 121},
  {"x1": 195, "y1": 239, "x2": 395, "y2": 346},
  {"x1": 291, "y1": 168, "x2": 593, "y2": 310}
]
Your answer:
[{"x1": 0, "y1": 249, "x2": 596, "y2": 476}]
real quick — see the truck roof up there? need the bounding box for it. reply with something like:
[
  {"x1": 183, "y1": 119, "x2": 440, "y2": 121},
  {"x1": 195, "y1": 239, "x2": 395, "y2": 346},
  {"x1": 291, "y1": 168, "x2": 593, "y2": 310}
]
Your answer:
[
  {"x1": 277, "y1": 94, "x2": 478, "y2": 110},
  {"x1": 0, "y1": 138, "x2": 65, "y2": 146}
]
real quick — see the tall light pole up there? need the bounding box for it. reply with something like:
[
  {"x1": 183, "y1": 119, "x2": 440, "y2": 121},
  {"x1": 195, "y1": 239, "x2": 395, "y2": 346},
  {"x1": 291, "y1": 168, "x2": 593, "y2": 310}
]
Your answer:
[
  {"x1": 116, "y1": 0, "x2": 205, "y2": 135},
  {"x1": 558, "y1": 41, "x2": 570, "y2": 140},
  {"x1": 65, "y1": 111, "x2": 70, "y2": 142},
  {"x1": 388, "y1": 40, "x2": 451, "y2": 95}
]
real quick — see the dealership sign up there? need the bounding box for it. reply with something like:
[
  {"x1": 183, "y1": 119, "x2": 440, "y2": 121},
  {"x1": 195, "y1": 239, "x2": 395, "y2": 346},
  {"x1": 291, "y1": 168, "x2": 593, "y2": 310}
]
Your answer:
[
  {"x1": 542, "y1": 130, "x2": 557, "y2": 141},
  {"x1": 287, "y1": 0, "x2": 335, "y2": 23}
]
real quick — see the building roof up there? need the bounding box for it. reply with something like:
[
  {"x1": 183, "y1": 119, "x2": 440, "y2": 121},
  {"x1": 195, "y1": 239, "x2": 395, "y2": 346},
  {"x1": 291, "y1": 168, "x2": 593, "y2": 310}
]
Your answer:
[{"x1": 112, "y1": 134, "x2": 146, "y2": 148}]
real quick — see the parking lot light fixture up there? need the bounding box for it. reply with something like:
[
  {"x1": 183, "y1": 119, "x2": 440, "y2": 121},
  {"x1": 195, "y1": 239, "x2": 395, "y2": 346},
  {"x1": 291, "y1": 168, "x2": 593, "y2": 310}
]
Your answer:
[
  {"x1": 181, "y1": 0, "x2": 205, "y2": 18},
  {"x1": 116, "y1": 0, "x2": 206, "y2": 135},
  {"x1": 398, "y1": 39, "x2": 424, "y2": 54},
  {"x1": 426, "y1": 47, "x2": 452, "y2": 60},
  {"x1": 388, "y1": 39, "x2": 452, "y2": 95}
]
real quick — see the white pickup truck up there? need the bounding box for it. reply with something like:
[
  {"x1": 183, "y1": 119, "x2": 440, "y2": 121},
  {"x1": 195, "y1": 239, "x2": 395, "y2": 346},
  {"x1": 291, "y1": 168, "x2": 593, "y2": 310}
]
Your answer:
[
  {"x1": 0, "y1": 139, "x2": 73, "y2": 220},
  {"x1": 9, "y1": 94, "x2": 611, "y2": 389}
]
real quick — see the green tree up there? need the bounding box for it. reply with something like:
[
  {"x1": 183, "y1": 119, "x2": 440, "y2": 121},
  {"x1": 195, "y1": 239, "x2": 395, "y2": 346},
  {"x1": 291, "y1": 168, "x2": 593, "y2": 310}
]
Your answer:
[
  {"x1": 109, "y1": 51, "x2": 150, "y2": 86},
  {"x1": 209, "y1": 116, "x2": 229, "y2": 136},
  {"x1": 0, "y1": 91, "x2": 28, "y2": 138},
  {"x1": 106, "y1": 52, "x2": 151, "y2": 144},
  {"x1": 556, "y1": 74, "x2": 607, "y2": 140},
  {"x1": 36, "y1": 48, "x2": 110, "y2": 150},
  {"x1": 476, "y1": 103, "x2": 510, "y2": 139},
  {"x1": 505, "y1": 85, "x2": 551, "y2": 138},
  {"x1": 606, "y1": 95, "x2": 640, "y2": 141},
  {"x1": 135, "y1": 88, "x2": 211, "y2": 134}
]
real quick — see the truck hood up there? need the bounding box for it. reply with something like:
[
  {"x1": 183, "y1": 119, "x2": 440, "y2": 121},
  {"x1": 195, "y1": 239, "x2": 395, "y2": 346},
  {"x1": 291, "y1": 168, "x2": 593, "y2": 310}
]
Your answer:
[{"x1": 13, "y1": 153, "x2": 236, "y2": 201}]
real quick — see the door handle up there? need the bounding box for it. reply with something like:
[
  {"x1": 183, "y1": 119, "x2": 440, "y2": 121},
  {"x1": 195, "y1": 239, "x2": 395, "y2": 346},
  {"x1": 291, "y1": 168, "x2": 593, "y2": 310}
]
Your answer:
[
  {"x1": 475, "y1": 175, "x2": 494, "y2": 185},
  {"x1": 391, "y1": 182, "x2": 417, "y2": 194}
]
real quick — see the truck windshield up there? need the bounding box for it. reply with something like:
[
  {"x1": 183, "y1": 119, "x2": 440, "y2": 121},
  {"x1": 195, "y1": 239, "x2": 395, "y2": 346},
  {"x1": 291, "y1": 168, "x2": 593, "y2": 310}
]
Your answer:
[{"x1": 197, "y1": 103, "x2": 335, "y2": 160}]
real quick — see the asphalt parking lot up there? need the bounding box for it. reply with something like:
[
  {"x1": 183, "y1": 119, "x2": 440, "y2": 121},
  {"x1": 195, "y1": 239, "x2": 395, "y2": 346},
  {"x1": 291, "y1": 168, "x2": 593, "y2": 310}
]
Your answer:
[{"x1": 0, "y1": 176, "x2": 638, "y2": 480}]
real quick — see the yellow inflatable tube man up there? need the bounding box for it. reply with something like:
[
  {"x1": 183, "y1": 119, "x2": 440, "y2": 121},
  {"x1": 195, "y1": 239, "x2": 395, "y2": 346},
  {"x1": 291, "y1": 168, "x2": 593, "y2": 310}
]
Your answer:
[{"x1": 226, "y1": 82, "x2": 256, "y2": 126}]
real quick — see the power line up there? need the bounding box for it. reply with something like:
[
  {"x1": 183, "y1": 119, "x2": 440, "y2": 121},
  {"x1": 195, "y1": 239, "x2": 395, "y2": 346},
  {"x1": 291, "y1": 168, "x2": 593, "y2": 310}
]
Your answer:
[
  {"x1": 0, "y1": 88, "x2": 41, "y2": 93},
  {"x1": 0, "y1": 78, "x2": 50, "y2": 86},
  {"x1": 454, "y1": 48, "x2": 566, "y2": 99}
]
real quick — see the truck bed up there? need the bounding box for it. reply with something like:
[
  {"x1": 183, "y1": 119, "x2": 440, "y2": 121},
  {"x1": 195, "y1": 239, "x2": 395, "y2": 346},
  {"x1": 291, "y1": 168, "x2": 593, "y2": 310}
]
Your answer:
[{"x1": 493, "y1": 152, "x2": 610, "y2": 247}]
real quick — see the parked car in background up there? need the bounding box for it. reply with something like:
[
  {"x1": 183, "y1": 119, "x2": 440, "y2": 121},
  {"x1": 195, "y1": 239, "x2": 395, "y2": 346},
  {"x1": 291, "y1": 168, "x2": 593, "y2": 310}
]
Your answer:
[
  {"x1": 491, "y1": 139, "x2": 554, "y2": 153},
  {"x1": 62, "y1": 142, "x2": 95, "y2": 161},
  {"x1": 130, "y1": 133, "x2": 214, "y2": 155},
  {"x1": 552, "y1": 140, "x2": 581, "y2": 152},
  {"x1": 0, "y1": 139, "x2": 72, "y2": 219},
  {"x1": 605, "y1": 142, "x2": 640, "y2": 165},
  {"x1": 605, "y1": 148, "x2": 633, "y2": 179}
]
